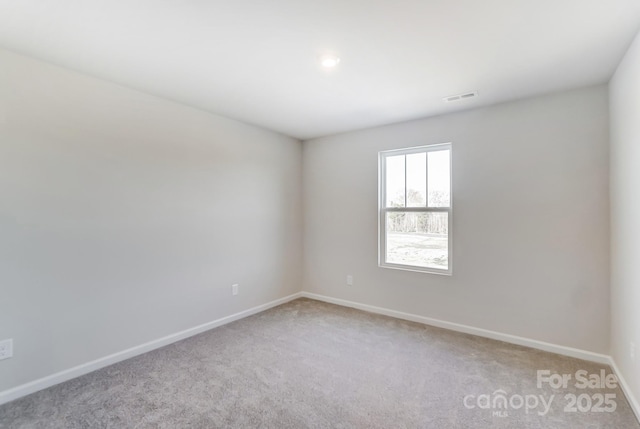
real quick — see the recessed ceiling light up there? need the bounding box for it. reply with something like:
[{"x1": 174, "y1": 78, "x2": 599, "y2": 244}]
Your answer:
[{"x1": 320, "y1": 54, "x2": 340, "y2": 68}]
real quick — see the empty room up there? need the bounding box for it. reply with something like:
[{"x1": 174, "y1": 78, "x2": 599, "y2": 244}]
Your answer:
[{"x1": 1, "y1": 1, "x2": 640, "y2": 428}]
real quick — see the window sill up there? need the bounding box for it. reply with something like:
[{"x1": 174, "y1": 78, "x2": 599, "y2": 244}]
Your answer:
[{"x1": 378, "y1": 262, "x2": 452, "y2": 276}]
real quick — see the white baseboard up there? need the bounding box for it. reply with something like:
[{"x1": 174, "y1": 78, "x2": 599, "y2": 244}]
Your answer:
[
  {"x1": 300, "y1": 292, "x2": 611, "y2": 364},
  {"x1": 0, "y1": 292, "x2": 303, "y2": 406},
  {"x1": 608, "y1": 357, "x2": 640, "y2": 424}
]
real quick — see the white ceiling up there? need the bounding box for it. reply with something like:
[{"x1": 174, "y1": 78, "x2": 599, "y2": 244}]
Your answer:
[{"x1": 0, "y1": 1, "x2": 639, "y2": 140}]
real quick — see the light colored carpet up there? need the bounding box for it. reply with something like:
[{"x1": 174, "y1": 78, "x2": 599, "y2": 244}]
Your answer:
[{"x1": 0, "y1": 298, "x2": 638, "y2": 428}]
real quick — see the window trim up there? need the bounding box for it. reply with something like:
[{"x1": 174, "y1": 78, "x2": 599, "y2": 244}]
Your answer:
[{"x1": 378, "y1": 143, "x2": 453, "y2": 275}]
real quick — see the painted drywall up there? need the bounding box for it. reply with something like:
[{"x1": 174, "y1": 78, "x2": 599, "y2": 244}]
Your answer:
[
  {"x1": 610, "y1": 28, "x2": 640, "y2": 411},
  {"x1": 303, "y1": 86, "x2": 610, "y2": 354},
  {"x1": 0, "y1": 48, "x2": 302, "y2": 392}
]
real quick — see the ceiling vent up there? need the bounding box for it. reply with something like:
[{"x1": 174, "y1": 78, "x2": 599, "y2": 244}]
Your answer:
[{"x1": 443, "y1": 91, "x2": 478, "y2": 103}]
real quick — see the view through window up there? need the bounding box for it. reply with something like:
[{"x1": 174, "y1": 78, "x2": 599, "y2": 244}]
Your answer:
[{"x1": 379, "y1": 144, "x2": 452, "y2": 274}]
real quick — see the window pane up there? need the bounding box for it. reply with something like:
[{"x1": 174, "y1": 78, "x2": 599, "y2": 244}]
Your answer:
[
  {"x1": 385, "y1": 155, "x2": 405, "y2": 207},
  {"x1": 406, "y1": 152, "x2": 426, "y2": 207},
  {"x1": 428, "y1": 150, "x2": 450, "y2": 207},
  {"x1": 385, "y1": 211, "x2": 448, "y2": 270}
]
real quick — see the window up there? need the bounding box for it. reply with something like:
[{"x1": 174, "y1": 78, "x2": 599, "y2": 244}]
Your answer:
[{"x1": 379, "y1": 143, "x2": 452, "y2": 274}]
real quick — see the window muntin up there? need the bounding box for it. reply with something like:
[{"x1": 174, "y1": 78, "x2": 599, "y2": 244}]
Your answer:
[{"x1": 379, "y1": 144, "x2": 452, "y2": 274}]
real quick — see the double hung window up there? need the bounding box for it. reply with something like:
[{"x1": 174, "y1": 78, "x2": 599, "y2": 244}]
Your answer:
[{"x1": 379, "y1": 143, "x2": 452, "y2": 274}]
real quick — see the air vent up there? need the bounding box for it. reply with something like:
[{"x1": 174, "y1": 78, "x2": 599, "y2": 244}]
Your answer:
[{"x1": 443, "y1": 91, "x2": 478, "y2": 103}]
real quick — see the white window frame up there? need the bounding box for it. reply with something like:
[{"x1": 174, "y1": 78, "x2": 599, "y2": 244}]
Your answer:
[{"x1": 378, "y1": 143, "x2": 452, "y2": 275}]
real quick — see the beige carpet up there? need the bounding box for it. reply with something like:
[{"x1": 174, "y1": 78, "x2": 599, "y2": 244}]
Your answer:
[{"x1": 0, "y1": 298, "x2": 638, "y2": 428}]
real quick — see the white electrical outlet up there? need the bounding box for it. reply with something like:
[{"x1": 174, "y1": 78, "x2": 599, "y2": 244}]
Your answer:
[
  {"x1": 232, "y1": 284, "x2": 239, "y2": 296},
  {"x1": 0, "y1": 339, "x2": 13, "y2": 360},
  {"x1": 346, "y1": 275, "x2": 353, "y2": 286},
  {"x1": 631, "y1": 342, "x2": 636, "y2": 361}
]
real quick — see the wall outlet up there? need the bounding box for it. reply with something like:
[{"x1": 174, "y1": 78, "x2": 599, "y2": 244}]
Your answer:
[
  {"x1": 346, "y1": 275, "x2": 353, "y2": 286},
  {"x1": 0, "y1": 339, "x2": 13, "y2": 360},
  {"x1": 631, "y1": 342, "x2": 636, "y2": 361},
  {"x1": 232, "y1": 284, "x2": 239, "y2": 296}
]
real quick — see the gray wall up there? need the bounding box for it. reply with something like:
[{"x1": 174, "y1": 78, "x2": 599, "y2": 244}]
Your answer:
[
  {"x1": 303, "y1": 86, "x2": 610, "y2": 354},
  {"x1": 610, "y1": 29, "x2": 640, "y2": 409},
  {"x1": 0, "y1": 44, "x2": 618, "y2": 397},
  {"x1": 0, "y1": 48, "x2": 303, "y2": 392}
]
